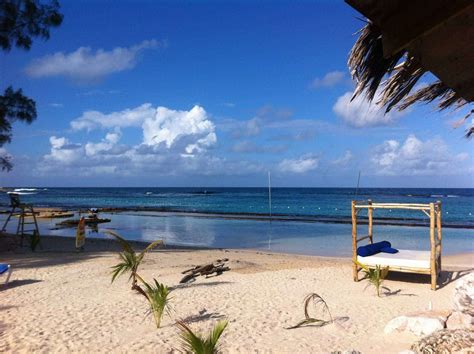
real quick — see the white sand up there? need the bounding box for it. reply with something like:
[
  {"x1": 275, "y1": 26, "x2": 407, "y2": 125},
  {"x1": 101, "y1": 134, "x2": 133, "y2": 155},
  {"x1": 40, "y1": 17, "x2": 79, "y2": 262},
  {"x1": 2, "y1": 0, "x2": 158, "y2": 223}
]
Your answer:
[{"x1": 1, "y1": 236, "x2": 472, "y2": 353}]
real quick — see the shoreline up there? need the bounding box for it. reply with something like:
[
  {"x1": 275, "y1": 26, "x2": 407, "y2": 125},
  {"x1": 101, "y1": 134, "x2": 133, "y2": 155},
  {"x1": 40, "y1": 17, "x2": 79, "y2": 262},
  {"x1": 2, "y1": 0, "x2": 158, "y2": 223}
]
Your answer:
[
  {"x1": 3, "y1": 206, "x2": 473, "y2": 229},
  {"x1": 2, "y1": 234, "x2": 472, "y2": 269}
]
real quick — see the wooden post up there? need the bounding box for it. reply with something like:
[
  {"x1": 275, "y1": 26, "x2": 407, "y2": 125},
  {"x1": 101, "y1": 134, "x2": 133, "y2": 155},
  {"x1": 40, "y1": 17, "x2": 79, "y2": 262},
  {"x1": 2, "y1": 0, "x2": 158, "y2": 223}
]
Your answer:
[
  {"x1": 429, "y1": 203, "x2": 436, "y2": 290},
  {"x1": 368, "y1": 199, "x2": 373, "y2": 244},
  {"x1": 351, "y1": 200, "x2": 358, "y2": 281},
  {"x1": 436, "y1": 201, "x2": 442, "y2": 273}
]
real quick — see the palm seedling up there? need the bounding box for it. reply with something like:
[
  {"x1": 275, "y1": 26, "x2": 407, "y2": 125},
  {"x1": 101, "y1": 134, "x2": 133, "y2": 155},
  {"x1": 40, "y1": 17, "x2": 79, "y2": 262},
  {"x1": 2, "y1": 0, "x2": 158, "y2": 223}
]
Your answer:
[
  {"x1": 176, "y1": 320, "x2": 228, "y2": 354},
  {"x1": 106, "y1": 230, "x2": 163, "y2": 293},
  {"x1": 287, "y1": 293, "x2": 333, "y2": 329},
  {"x1": 142, "y1": 279, "x2": 172, "y2": 328},
  {"x1": 354, "y1": 260, "x2": 389, "y2": 297}
]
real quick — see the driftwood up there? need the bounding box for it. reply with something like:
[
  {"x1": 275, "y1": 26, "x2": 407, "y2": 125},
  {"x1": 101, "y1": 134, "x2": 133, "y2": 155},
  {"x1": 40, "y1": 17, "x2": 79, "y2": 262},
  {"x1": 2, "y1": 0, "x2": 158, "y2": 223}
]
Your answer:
[{"x1": 180, "y1": 259, "x2": 230, "y2": 283}]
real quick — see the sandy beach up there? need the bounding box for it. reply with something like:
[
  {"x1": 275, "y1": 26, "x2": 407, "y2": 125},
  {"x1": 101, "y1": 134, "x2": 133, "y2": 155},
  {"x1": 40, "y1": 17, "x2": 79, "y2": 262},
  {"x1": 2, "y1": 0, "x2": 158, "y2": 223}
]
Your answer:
[{"x1": 1, "y1": 235, "x2": 472, "y2": 353}]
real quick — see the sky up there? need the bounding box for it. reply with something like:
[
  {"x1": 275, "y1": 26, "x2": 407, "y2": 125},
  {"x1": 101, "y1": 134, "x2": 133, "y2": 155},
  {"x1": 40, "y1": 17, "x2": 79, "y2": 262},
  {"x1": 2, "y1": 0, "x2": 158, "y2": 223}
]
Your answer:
[{"x1": 0, "y1": 0, "x2": 473, "y2": 188}]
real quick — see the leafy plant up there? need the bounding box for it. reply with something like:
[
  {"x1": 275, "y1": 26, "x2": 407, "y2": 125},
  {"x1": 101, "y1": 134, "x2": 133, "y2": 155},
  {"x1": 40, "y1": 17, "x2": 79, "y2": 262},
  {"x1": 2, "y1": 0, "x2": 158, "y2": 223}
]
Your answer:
[
  {"x1": 354, "y1": 260, "x2": 389, "y2": 297},
  {"x1": 142, "y1": 279, "x2": 172, "y2": 328},
  {"x1": 177, "y1": 320, "x2": 228, "y2": 354},
  {"x1": 287, "y1": 293, "x2": 333, "y2": 329},
  {"x1": 106, "y1": 230, "x2": 163, "y2": 292}
]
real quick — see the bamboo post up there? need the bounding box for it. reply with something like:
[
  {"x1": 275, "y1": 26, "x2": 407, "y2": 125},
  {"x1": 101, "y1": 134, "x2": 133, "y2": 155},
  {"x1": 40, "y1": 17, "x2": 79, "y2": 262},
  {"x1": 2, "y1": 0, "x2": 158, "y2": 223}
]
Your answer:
[
  {"x1": 368, "y1": 199, "x2": 373, "y2": 244},
  {"x1": 429, "y1": 203, "x2": 436, "y2": 290},
  {"x1": 436, "y1": 201, "x2": 442, "y2": 273},
  {"x1": 351, "y1": 200, "x2": 358, "y2": 281}
]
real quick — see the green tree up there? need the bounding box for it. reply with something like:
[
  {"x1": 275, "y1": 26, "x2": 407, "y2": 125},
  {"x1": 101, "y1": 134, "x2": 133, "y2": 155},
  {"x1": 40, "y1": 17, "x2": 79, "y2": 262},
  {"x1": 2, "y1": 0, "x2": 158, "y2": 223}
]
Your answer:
[{"x1": 0, "y1": 0, "x2": 63, "y2": 170}]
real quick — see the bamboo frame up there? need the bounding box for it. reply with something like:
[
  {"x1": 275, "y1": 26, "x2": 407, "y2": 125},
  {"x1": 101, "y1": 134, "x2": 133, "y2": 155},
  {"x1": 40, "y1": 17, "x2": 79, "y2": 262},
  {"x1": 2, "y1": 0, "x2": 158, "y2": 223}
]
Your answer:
[{"x1": 351, "y1": 200, "x2": 442, "y2": 290}]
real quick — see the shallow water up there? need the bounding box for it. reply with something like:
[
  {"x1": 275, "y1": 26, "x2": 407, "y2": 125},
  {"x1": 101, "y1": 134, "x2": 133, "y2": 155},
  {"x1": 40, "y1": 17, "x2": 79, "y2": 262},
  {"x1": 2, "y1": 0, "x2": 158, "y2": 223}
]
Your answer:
[{"x1": 2, "y1": 211, "x2": 472, "y2": 257}]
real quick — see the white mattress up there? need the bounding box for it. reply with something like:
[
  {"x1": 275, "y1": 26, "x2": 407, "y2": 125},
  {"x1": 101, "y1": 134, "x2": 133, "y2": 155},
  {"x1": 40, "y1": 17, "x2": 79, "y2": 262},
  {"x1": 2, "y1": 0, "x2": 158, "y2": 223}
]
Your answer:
[{"x1": 357, "y1": 249, "x2": 430, "y2": 269}]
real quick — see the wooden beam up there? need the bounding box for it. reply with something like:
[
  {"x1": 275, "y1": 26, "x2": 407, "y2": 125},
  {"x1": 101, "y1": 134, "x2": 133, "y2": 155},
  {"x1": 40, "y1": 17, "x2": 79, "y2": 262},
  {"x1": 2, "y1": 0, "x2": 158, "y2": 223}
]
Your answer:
[
  {"x1": 351, "y1": 200, "x2": 358, "y2": 282},
  {"x1": 368, "y1": 199, "x2": 373, "y2": 244},
  {"x1": 429, "y1": 203, "x2": 437, "y2": 290},
  {"x1": 436, "y1": 201, "x2": 442, "y2": 272},
  {"x1": 357, "y1": 235, "x2": 371, "y2": 243}
]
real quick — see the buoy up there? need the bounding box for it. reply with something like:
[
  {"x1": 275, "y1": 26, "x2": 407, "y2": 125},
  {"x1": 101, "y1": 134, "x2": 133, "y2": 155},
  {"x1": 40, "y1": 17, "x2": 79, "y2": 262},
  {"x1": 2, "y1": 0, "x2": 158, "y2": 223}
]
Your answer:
[
  {"x1": 446, "y1": 212, "x2": 449, "y2": 214},
  {"x1": 469, "y1": 212, "x2": 472, "y2": 216}
]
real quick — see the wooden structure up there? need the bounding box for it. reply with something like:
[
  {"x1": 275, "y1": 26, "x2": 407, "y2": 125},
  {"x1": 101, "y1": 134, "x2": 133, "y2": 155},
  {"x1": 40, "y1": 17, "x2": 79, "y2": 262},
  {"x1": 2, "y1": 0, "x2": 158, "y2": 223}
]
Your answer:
[
  {"x1": 352, "y1": 200, "x2": 442, "y2": 290},
  {"x1": 1, "y1": 193, "x2": 40, "y2": 246},
  {"x1": 346, "y1": 0, "x2": 474, "y2": 137}
]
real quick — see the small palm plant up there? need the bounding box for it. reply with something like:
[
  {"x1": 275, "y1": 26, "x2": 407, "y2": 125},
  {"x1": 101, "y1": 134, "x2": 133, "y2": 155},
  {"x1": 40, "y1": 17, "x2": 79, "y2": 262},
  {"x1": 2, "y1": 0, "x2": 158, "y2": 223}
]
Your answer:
[
  {"x1": 355, "y1": 260, "x2": 389, "y2": 297},
  {"x1": 287, "y1": 293, "x2": 333, "y2": 329},
  {"x1": 177, "y1": 320, "x2": 228, "y2": 354},
  {"x1": 106, "y1": 230, "x2": 163, "y2": 293},
  {"x1": 142, "y1": 279, "x2": 172, "y2": 328}
]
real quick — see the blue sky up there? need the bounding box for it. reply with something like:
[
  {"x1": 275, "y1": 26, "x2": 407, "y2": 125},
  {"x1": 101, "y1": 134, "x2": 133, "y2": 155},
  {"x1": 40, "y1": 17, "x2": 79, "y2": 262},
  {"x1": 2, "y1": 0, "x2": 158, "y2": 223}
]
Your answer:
[{"x1": 1, "y1": 0, "x2": 473, "y2": 187}]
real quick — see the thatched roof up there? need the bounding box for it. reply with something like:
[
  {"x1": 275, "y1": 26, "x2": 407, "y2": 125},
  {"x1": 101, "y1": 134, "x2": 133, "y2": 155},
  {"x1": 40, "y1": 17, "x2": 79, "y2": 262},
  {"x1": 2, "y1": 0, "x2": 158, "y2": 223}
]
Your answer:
[{"x1": 346, "y1": 0, "x2": 474, "y2": 137}]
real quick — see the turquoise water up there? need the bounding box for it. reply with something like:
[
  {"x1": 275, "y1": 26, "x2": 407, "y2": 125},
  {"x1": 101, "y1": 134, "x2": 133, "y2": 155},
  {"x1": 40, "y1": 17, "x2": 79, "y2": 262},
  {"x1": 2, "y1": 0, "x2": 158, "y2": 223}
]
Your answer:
[
  {"x1": 2, "y1": 187, "x2": 474, "y2": 227},
  {"x1": 1, "y1": 211, "x2": 472, "y2": 257}
]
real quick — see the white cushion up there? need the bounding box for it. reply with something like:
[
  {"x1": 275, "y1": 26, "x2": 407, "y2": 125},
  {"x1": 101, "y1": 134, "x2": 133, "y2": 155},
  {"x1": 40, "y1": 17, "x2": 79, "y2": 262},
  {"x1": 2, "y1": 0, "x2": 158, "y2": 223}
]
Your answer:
[{"x1": 357, "y1": 249, "x2": 431, "y2": 269}]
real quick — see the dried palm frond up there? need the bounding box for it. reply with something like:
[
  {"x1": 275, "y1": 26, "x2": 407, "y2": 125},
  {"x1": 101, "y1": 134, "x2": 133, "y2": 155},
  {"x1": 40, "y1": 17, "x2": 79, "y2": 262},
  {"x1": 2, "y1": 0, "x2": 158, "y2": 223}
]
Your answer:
[
  {"x1": 348, "y1": 21, "x2": 403, "y2": 102},
  {"x1": 379, "y1": 56, "x2": 425, "y2": 112},
  {"x1": 287, "y1": 293, "x2": 333, "y2": 329}
]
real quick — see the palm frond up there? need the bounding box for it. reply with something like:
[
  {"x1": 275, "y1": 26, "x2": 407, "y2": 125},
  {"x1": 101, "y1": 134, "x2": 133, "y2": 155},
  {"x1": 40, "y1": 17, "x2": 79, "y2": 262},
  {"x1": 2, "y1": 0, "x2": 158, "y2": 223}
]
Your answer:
[
  {"x1": 177, "y1": 320, "x2": 228, "y2": 354},
  {"x1": 354, "y1": 261, "x2": 389, "y2": 297},
  {"x1": 287, "y1": 293, "x2": 333, "y2": 329},
  {"x1": 105, "y1": 230, "x2": 135, "y2": 254},
  {"x1": 143, "y1": 279, "x2": 172, "y2": 328},
  {"x1": 137, "y1": 239, "x2": 164, "y2": 263}
]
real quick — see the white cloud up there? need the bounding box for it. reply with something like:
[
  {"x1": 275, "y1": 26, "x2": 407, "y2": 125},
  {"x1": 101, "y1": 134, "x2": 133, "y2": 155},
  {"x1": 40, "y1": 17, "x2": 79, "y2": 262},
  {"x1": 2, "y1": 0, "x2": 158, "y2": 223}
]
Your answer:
[
  {"x1": 332, "y1": 150, "x2": 353, "y2": 166},
  {"x1": 71, "y1": 103, "x2": 156, "y2": 131},
  {"x1": 49, "y1": 103, "x2": 63, "y2": 108},
  {"x1": 333, "y1": 91, "x2": 405, "y2": 128},
  {"x1": 371, "y1": 134, "x2": 471, "y2": 176},
  {"x1": 278, "y1": 154, "x2": 319, "y2": 174},
  {"x1": 37, "y1": 105, "x2": 244, "y2": 177},
  {"x1": 142, "y1": 105, "x2": 216, "y2": 154},
  {"x1": 310, "y1": 71, "x2": 346, "y2": 89},
  {"x1": 26, "y1": 40, "x2": 159, "y2": 82}
]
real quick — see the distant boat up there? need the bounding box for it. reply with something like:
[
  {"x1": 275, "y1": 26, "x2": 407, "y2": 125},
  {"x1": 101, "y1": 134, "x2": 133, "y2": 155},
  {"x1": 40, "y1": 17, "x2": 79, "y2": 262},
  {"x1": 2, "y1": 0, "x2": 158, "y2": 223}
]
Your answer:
[{"x1": 146, "y1": 192, "x2": 153, "y2": 195}]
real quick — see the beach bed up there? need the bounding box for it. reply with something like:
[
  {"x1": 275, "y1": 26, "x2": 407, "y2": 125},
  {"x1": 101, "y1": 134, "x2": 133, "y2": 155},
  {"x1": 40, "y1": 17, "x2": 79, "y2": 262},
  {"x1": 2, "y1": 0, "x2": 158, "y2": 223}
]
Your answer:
[
  {"x1": 357, "y1": 249, "x2": 431, "y2": 274},
  {"x1": 352, "y1": 200, "x2": 442, "y2": 290}
]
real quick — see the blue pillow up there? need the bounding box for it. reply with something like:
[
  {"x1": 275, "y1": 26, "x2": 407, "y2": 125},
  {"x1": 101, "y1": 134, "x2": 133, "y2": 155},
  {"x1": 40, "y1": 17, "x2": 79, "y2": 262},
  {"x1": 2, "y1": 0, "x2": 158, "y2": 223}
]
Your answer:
[
  {"x1": 0, "y1": 264, "x2": 9, "y2": 274},
  {"x1": 357, "y1": 241, "x2": 391, "y2": 257},
  {"x1": 381, "y1": 246, "x2": 399, "y2": 254}
]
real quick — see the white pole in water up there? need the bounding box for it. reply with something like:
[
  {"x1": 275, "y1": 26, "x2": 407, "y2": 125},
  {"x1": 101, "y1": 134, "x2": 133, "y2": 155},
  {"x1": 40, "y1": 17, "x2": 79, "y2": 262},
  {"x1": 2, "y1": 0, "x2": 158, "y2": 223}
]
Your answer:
[
  {"x1": 268, "y1": 171, "x2": 272, "y2": 219},
  {"x1": 355, "y1": 170, "x2": 361, "y2": 197}
]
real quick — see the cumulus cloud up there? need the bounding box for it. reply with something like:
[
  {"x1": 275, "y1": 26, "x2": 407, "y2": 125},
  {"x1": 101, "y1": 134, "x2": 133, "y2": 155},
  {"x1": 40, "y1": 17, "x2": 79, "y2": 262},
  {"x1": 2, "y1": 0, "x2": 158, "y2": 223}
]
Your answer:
[
  {"x1": 142, "y1": 105, "x2": 216, "y2": 154},
  {"x1": 371, "y1": 134, "x2": 470, "y2": 176},
  {"x1": 37, "y1": 105, "x2": 250, "y2": 177},
  {"x1": 333, "y1": 91, "x2": 405, "y2": 128},
  {"x1": 278, "y1": 154, "x2": 319, "y2": 174},
  {"x1": 71, "y1": 103, "x2": 156, "y2": 131},
  {"x1": 310, "y1": 71, "x2": 346, "y2": 89},
  {"x1": 26, "y1": 40, "x2": 159, "y2": 82},
  {"x1": 332, "y1": 150, "x2": 353, "y2": 166}
]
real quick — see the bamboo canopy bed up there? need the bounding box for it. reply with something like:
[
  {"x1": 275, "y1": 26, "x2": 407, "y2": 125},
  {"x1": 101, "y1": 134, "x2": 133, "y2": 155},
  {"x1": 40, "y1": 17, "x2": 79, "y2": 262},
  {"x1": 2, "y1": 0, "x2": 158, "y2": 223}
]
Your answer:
[{"x1": 352, "y1": 200, "x2": 442, "y2": 290}]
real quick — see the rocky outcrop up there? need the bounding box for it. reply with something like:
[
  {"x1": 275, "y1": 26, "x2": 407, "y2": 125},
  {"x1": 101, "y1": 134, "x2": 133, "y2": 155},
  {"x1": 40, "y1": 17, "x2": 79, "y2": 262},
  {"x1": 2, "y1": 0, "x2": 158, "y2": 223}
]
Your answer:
[
  {"x1": 453, "y1": 272, "x2": 474, "y2": 316},
  {"x1": 384, "y1": 311, "x2": 449, "y2": 336},
  {"x1": 410, "y1": 329, "x2": 474, "y2": 354}
]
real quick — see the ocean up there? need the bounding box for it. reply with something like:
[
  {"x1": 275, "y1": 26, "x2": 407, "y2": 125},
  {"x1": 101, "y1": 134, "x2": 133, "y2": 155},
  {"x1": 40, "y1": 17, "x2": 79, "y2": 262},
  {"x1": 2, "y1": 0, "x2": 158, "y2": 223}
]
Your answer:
[{"x1": 1, "y1": 187, "x2": 473, "y2": 256}]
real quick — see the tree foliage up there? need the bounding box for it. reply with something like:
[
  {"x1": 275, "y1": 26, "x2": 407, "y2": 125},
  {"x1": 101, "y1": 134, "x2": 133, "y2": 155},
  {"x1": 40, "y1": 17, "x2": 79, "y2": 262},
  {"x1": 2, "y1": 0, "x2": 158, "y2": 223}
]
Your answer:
[
  {"x1": 0, "y1": 0, "x2": 63, "y2": 51},
  {"x1": 0, "y1": 0, "x2": 63, "y2": 171}
]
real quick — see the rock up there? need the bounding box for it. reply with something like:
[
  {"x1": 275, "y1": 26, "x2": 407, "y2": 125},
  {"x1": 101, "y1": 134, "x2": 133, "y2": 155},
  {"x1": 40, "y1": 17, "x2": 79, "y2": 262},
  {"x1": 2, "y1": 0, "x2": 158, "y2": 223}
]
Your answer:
[
  {"x1": 453, "y1": 272, "x2": 474, "y2": 316},
  {"x1": 411, "y1": 329, "x2": 474, "y2": 354},
  {"x1": 446, "y1": 311, "x2": 474, "y2": 330},
  {"x1": 385, "y1": 310, "x2": 449, "y2": 336}
]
